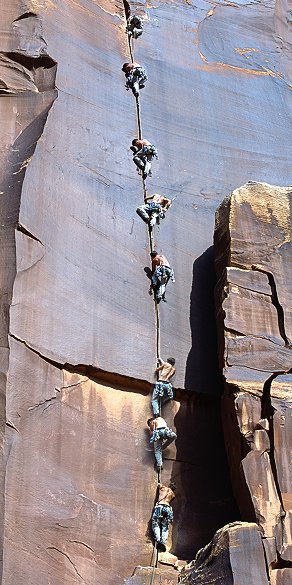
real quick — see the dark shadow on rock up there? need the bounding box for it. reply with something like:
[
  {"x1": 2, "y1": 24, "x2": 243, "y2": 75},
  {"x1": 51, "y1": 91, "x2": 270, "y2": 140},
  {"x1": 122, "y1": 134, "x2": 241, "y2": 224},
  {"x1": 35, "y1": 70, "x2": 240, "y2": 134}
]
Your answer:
[
  {"x1": 169, "y1": 246, "x2": 239, "y2": 560},
  {"x1": 144, "y1": 266, "x2": 152, "y2": 281},
  {"x1": 170, "y1": 394, "x2": 240, "y2": 560},
  {"x1": 185, "y1": 246, "x2": 222, "y2": 395}
]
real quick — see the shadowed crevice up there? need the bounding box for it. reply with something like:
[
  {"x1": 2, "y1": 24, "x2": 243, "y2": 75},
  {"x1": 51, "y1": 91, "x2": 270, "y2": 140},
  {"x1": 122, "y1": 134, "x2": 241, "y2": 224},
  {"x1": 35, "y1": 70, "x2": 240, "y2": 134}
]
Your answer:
[
  {"x1": 0, "y1": 52, "x2": 57, "y2": 94},
  {"x1": 171, "y1": 393, "x2": 239, "y2": 560},
  {"x1": 122, "y1": 0, "x2": 131, "y2": 20},
  {"x1": 13, "y1": 12, "x2": 37, "y2": 23},
  {"x1": 261, "y1": 373, "x2": 285, "y2": 510},
  {"x1": 5, "y1": 52, "x2": 56, "y2": 72},
  {"x1": 16, "y1": 223, "x2": 44, "y2": 245},
  {"x1": 185, "y1": 247, "x2": 223, "y2": 395},
  {"x1": 252, "y1": 266, "x2": 290, "y2": 347}
]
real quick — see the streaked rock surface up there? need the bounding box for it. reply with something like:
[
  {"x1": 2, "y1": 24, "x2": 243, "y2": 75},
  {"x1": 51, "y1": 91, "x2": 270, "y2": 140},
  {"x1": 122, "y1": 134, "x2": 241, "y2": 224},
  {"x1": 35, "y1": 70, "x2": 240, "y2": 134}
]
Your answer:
[
  {"x1": 214, "y1": 183, "x2": 292, "y2": 579},
  {"x1": 179, "y1": 522, "x2": 269, "y2": 585}
]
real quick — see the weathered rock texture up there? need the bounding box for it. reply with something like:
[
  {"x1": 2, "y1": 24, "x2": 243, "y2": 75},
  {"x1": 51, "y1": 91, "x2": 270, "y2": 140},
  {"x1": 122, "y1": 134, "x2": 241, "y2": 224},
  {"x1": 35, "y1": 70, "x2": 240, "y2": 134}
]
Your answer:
[
  {"x1": 214, "y1": 183, "x2": 292, "y2": 581},
  {"x1": 1, "y1": 0, "x2": 292, "y2": 584},
  {"x1": 179, "y1": 522, "x2": 269, "y2": 585}
]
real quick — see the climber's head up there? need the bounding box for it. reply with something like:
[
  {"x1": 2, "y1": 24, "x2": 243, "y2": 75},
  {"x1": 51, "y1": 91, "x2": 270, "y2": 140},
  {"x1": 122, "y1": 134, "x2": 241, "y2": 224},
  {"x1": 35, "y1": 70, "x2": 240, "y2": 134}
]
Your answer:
[{"x1": 122, "y1": 62, "x2": 131, "y2": 72}]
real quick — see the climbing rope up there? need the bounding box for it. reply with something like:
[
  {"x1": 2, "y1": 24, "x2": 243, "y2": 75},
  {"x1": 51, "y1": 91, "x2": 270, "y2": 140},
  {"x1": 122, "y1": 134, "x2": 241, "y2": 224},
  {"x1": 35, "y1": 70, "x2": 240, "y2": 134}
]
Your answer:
[
  {"x1": 149, "y1": 542, "x2": 158, "y2": 585},
  {"x1": 128, "y1": 35, "x2": 134, "y2": 64},
  {"x1": 124, "y1": 14, "x2": 167, "y2": 578},
  {"x1": 136, "y1": 97, "x2": 143, "y2": 140}
]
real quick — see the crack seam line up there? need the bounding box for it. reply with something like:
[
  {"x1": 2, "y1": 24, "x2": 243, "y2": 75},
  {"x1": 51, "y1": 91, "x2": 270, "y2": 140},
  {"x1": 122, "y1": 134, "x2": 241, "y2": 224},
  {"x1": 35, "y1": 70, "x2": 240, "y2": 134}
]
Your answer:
[
  {"x1": 9, "y1": 332, "x2": 158, "y2": 395},
  {"x1": 260, "y1": 372, "x2": 286, "y2": 555},
  {"x1": 125, "y1": 11, "x2": 162, "y2": 572},
  {"x1": 225, "y1": 327, "x2": 288, "y2": 347},
  {"x1": 251, "y1": 265, "x2": 290, "y2": 347},
  {"x1": 126, "y1": 27, "x2": 161, "y2": 383},
  {"x1": 46, "y1": 546, "x2": 84, "y2": 580}
]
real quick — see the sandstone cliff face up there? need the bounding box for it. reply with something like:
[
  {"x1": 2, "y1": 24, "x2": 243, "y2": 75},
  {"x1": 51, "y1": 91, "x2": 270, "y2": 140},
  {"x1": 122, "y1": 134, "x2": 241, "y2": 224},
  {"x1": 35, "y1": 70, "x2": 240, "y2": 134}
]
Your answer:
[
  {"x1": 211, "y1": 183, "x2": 291, "y2": 584},
  {"x1": 1, "y1": 2, "x2": 292, "y2": 585}
]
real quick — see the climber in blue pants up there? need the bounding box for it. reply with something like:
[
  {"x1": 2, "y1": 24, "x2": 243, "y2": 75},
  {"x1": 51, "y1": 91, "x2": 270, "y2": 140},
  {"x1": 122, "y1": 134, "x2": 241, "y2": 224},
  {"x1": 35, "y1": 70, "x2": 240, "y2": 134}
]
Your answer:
[
  {"x1": 126, "y1": 15, "x2": 143, "y2": 39},
  {"x1": 147, "y1": 416, "x2": 177, "y2": 471},
  {"x1": 122, "y1": 62, "x2": 147, "y2": 98},
  {"x1": 136, "y1": 193, "x2": 172, "y2": 228},
  {"x1": 131, "y1": 138, "x2": 158, "y2": 180},
  {"x1": 152, "y1": 482, "x2": 176, "y2": 551},
  {"x1": 151, "y1": 357, "x2": 176, "y2": 416}
]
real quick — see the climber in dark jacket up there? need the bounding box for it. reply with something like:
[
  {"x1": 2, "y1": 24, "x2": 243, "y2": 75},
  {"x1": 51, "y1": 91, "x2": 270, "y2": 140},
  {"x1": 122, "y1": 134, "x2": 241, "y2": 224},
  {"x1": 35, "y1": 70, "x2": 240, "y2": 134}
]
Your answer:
[
  {"x1": 152, "y1": 482, "x2": 176, "y2": 551},
  {"x1": 126, "y1": 15, "x2": 143, "y2": 39},
  {"x1": 131, "y1": 138, "x2": 158, "y2": 179},
  {"x1": 122, "y1": 62, "x2": 147, "y2": 97}
]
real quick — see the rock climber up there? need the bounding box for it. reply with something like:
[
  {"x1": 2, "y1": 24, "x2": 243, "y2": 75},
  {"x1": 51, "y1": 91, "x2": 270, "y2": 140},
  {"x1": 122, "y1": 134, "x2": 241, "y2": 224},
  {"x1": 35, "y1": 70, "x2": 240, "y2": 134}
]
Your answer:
[
  {"x1": 136, "y1": 194, "x2": 172, "y2": 228},
  {"x1": 131, "y1": 138, "x2": 158, "y2": 180},
  {"x1": 147, "y1": 416, "x2": 177, "y2": 472},
  {"x1": 126, "y1": 15, "x2": 143, "y2": 39},
  {"x1": 150, "y1": 251, "x2": 175, "y2": 302},
  {"x1": 152, "y1": 482, "x2": 176, "y2": 551},
  {"x1": 122, "y1": 62, "x2": 147, "y2": 98},
  {"x1": 152, "y1": 357, "x2": 176, "y2": 417}
]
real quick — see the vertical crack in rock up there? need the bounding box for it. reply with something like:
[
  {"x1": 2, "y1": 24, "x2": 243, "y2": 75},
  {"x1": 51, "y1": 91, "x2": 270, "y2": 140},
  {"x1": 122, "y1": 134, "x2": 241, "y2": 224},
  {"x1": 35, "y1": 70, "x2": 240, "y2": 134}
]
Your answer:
[
  {"x1": 122, "y1": 0, "x2": 131, "y2": 21},
  {"x1": 261, "y1": 374, "x2": 286, "y2": 511},
  {"x1": 252, "y1": 266, "x2": 290, "y2": 347},
  {"x1": 261, "y1": 372, "x2": 286, "y2": 564}
]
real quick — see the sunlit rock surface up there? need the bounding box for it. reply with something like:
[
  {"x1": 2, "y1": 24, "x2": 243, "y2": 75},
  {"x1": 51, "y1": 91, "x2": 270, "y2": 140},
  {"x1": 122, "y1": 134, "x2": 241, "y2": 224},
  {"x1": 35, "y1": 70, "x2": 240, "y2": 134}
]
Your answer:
[
  {"x1": 179, "y1": 522, "x2": 269, "y2": 585},
  {"x1": 214, "y1": 183, "x2": 292, "y2": 582}
]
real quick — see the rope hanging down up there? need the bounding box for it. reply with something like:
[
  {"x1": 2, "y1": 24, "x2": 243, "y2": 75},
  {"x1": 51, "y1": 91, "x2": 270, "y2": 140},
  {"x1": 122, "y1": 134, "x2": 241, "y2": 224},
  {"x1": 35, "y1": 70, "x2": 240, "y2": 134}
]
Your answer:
[{"x1": 125, "y1": 15, "x2": 168, "y2": 581}]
